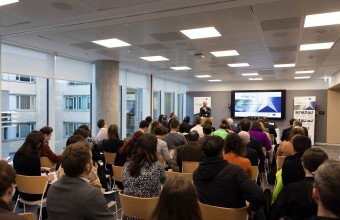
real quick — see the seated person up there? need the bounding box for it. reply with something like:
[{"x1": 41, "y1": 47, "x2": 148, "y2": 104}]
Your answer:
[
  {"x1": 281, "y1": 118, "x2": 296, "y2": 142},
  {"x1": 165, "y1": 119, "x2": 187, "y2": 149},
  {"x1": 271, "y1": 148, "x2": 328, "y2": 220},
  {"x1": 193, "y1": 136, "x2": 264, "y2": 212},
  {"x1": 47, "y1": 142, "x2": 113, "y2": 219},
  {"x1": 238, "y1": 131, "x2": 258, "y2": 166},
  {"x1": 223, "y1": 133, "x2": 252, "y2": 178},
  {"x1": 155, "y1": 126, "x2": 174, "y2": 164},
  {"x1": 190, "y1": 117, "x2": 204, "y2": 138},
  {"x1": 39, "y1": 126, "x2": 62, "y2": 163},
  {"x1": 249, "y1": 121, "x2": 272, "y2": 158},
  {"x1": 276, "y1": 127, "x2": 304, "y2": 156},
  {"x1": 212, "y1": 122, "x2": 228, "y2": 140},
  {"x1": 122, "y1": 134, "x2": 166, "y2": 197},
  {"x1": 198, "y1": 124, "x2": 213, "y2": 145},
  {"x1": 99, "y1": 123, "x2": 124, "y2": 164}
]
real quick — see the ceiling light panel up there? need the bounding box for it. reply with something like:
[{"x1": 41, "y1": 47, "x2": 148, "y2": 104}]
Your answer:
[
  {"x1": 295, "y1": 76, "x2": 311, "y2": 79},
  {"x1": 228, "y1": 63, "x2": 249, "y2": 67},
  {"x1": 274, "y1": 63, "x2": 295, "y2": 68},
  {"x1": 180, "y1": 27, "x2": 221, "y2": 39},
  {"x1": 300, "y1": 42, "x2": 334, "y2": 51},
  {"x1": 92, "y1": 38, "x2": 131, "y2": 48},
  {"x1": 195, "y1": 75, "x2": 211, "y2": 78},
  {"x1": 0, "y1": 0, "x2": 19, "y2": 6},
  {"x1": 248, "y1": 78, "x2": 263, "y2": 80},
  {"x1": 140, "y1": 56, "x2": 169, "y2": 62},
  {"x1": 241, "y1": 73, "x2": 258, "y2": 76},
  {"x1": 304, "y1": 11, "x2": 340, "y2": 27},
  {"x1": 170, "y1": 66, "x2": 191, "y2": 70},
  {"x1": 208, "y1": 79, "x2": 221, "y2": 82},
  {"x1": 210, "y1": 50, "x2": 239, "y2": 57},
  {"x1": 295, "y1": 70, "x2": 314, "y2": 74}
]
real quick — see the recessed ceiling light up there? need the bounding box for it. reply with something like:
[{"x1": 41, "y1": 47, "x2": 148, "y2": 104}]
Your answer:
[
  {"x1": 140, "y1": 56, "x2": 169, "y2": 62},
  {"x1": 227, "y1": 63, "x2": 249, "y2": 67},
  {"x1": 241, "y1": 73, "x2": 258, "y2": 76},
  {"x1": 0, "y1": 0, "x2": 19, "y2": 6},
  {"x1": 248, "y1": 78, "x2": 263, "y2": 80},
  {"x1": 208, "y1": 79, "x2": 222, "y2": 82},
  {"x1": 274, "y1": 63, "x2": 295, "y2": 68},
  {"x1": 210, "y1": 50, "x2": 239, "y2": 57},
  {"x1": 295, "y1": 70, "x2": 314, "y2": 74},
  {"x1": 92, "y1": 38, "x2": 131, "y2": 48},
  {"x1": 305, "y1": 11, "x2": 340, "y2": 27},
  {"x1": 195, "y1": 75, "x2": 211, "y2": 78},
  {"x1": 295, "y1": 76, "x2": 311, "y2": 79},
  {"x1": 170, "y1": 66, "x2": 191, "y2": 70},
  {"x1": 180, "y1": 27, "x2": 221, "y2": 39},
  {"x1": 300, "y1": 42, "x2": 334, "y2": 51}
]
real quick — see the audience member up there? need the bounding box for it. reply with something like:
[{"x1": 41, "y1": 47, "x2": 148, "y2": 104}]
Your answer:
[
  {"x1": 212, "y1": 121, "x2": 228, "y2": 139},
  {"x1": 311, "y1": 160, "x2": 340, "y2": 219},
  {"x1": 0, "y1": 161, "x2": 25, "y2": 220},
  {"x1": 227, "y1": 118, "x2": 239, "y2": 133},
  {"x1": 178, "y1": 122, "x2": 190, "y2": 138},
  {"x1": 151, "y1": 176, "x2": 202, "y2": 220},
  {"x1": 176, "y1": 131, "x2": 204, "y2": 172},
  {"x1": 157, "y1": 114, "x2": 164, "y2": 124},
  {"x1": 182, "y1": 116, "x2": 192, "y2": 132},
  {"x1": 193, "y1": 136, "x2": 264, "y2": 212},
  {"x1": 223, "y1": 133, "x2": 252, "y2": 178},
  {"x1": 271, "y1": 148, "x2": 328, "y2": 220},
  {"x1": 161, "y1": 115, "x2": 168, "y2": 128},
  {"x1": 249, "y1": 121, "x2": 272, "y2": 157},
  {"x1": 145, "y1": 116, "x2": 153, "y2": 134},
  {"x1": 168, "y1": 112, "x2": 177, "y2": 129},
  {"x1": 238, "y1": 131, "x2": 258, "y2": 166},
  {"x1": 203, "y1": 118, "x2": 215, "y2": 131},
  {"x1": 199, "y1": 124, "x2": 213, "y2": 145},
  {"x1": 293, "y1": 120, "x2": 309, "y2": 137},
  {"x1": 117, "y1": 132, "x2": 143, "y2": 166},
  {"x1": 276, "y1": 127, "x2": 304, "y2": 156},
  {"x1": 165, "y1": 119, "x2": 187, "y2": 149},
  {"x1": 100, "y1": 124, "x2": 124, "y2": 163},
  {"x1": 150, "y1": 121, "x2": 160, "y2": 135},
  {"x1": 155, "y1": 126, "x2": 173, "y2": 164},
  {"x1": 190, "y1": 117, "x2": 204, "y2": 138},
  {"x1": 13, "y1": 131, "x2": 54, "y2": 201},
  {"x1": 39, "y1": 126, "x2": 62, "y2": 163},
  {"x1": 47, "y1": 142, "x2": 113, "y2": 219},
  {"x1": 281, "y1": 118, "x2": 296, "y2": 142},
  {"x1": 96, "y1": 119, "x2": 108, "y2": 143},
  {"x1": 122, "y1": 134, "x2": 166, "y2": 197},
  {"x1": 262, "y1": 116, "x2": 277, "y2": 143}
]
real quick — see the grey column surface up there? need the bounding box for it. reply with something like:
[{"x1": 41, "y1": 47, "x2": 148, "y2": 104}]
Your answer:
[{"x1": 95, "y1": 60, "x2": 119, "y2": 127}]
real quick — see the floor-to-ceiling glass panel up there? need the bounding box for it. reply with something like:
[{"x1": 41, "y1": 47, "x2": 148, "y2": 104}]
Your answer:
[
  {"x1": 126, "y1": 88, "x2": 143, "y2": 138},
  {"x1": 177, "y1": 93, "x2": 184, "y2": 122},
  {"x1": 153, "y1": 91, "x2": 161, "y2": 121},
  {"x1": 1, "y1": 73, "x2": 47, "y2": 158},
  {"x1": 55, "y1": 80, "x2": 91, "y2": 153},
  {"x1": 164, "y1": 92, "x2": 174, "y2": 118}
]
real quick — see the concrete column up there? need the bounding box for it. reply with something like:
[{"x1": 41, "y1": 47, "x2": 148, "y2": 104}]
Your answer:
[{"x1": 95, "y1": 60, "x2": 120, "y2": 129}]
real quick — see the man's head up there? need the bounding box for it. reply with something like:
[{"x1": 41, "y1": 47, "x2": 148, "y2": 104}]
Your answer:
[
  {"x1": 293, "y1": 120, "x2": 302, "y2": 127},
  {"x1": 238, "y1": 118, "x2": 251, "y2": 131},
  {"x1": 313, "y1": 160, "x2": 340, "y2": 217},
  {"x1": 0, "y1": 161, "x2": 16, "y2": 205},
  {"x1": 292, "y1": 135, "x2": 311, "y2": 154},
  {"x1": 262, "y1": 116, "x2": 269, "y2": 123},
  {"x1": 62, "y1": 142, "x2": 92, "y2": 177},
  {"x1": 66, "y1": 135, "x2": 86, "y2": 146},
  {"x1": 238, "y1": 131, "x2": 250, "y2": 145},
  {"x1": 203, "y1": 101, "x2": 207, "y2": 107},
  {"x1": 97, "y1": 119, "x2": 107, "y2": 129},
  {"x1": 227, "y1": 118, "x2": 234, "y2": 126},
  {"x1": 203, "y1": 124, "x2": 212, "y2": 136},
  {"x1": 202, "y1": 136, "x2": 225, "y2": 157},
  {"x1": 289, "y1": 118, "x2": 296, "y2": 126},
  {"x1": 170, "y1": 119, "x2": 180, "y2": 130},
  {"x1": 139, "y1": 120, "x2": 149, "y2": 131},
  {"x1": 155, "y1": 126, "x2": 167, "y2": 136},
  {"x1": 187, "y1": 131, "x2": 199, "y2": 142},
  {"x1": 73, "y1": 128, "x2": 89, "y2": 139},
  {"x1": 145, "y1": 116, "x2": 152, "y2": 124},
  {"x1": 302, "y1": 148, "x2": 328, "y2": 173},
  {"x1": 179, "y1": 123, "x2": 190, "y2": 133}
]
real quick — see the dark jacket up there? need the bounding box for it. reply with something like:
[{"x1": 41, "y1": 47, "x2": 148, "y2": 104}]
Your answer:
[
  {"x1": 245, "y1": 147, "x2": 259, "y2": 166},
  {"x1": 282, "y1": 152, "x2": 305, "y2": 186},
  {"x1": 176, "y1": 142, "x2": 204, "y2": 171},
  {"x1": 270, "y1": 177, "x2": 317, "y2": 220},
  {"x1": 0, "y1": 200, "x2": 25, "y2": 220},
  {"x1": 281, "y1": 126, "x2": 292, "y2": 142},
  {"x1": 193, "y1": 156, "x2": 264, "y2": 211}
]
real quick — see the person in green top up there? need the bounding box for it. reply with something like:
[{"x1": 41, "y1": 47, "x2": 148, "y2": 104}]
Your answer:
[{"x1": 212, "y1": 120, "x2": 229, "y2": 140}]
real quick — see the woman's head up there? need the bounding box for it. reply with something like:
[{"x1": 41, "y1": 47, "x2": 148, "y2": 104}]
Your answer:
[
  {"x1": 39, "y1": 126, "x2": 53, "y2": 142},
  {"x1": 150, "y1": 121, "x2": 160, "y2": 135},
  {"x1": 224, "y1": 133, "x2": 246, "y2": 157},
  {"x1": 107, "y1": 124, "x2": 120, "y2": 140},
  {"x1": 250, "y1": 121, "x2": 263, "y2": 132},
  {"x1": 289, "y1": 127, "x2": 304, "y2": 141},
  {"x1": 302, "y1": 148, "x2": 328, "y2": 173},
  {"x1": 18, "y1": 131, "x2": 45, "y2": 155},
  {"x1": 151, "y1": 176, "x2": 202, "y2": 220}
]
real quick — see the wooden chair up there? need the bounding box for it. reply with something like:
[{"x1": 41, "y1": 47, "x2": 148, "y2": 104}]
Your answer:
[
  {"x1": 104, "y1": 152, "x2": 117, "y2": 165},
  {"x1": 276, "y1": 156, "x2": 286, "y2": 171},
  {"x1": 14, "y1": 175, "x2": 49, "y2": 220},
  {"x1": 158, "y1": 156, "x2": 166, "y2": 166},
  {"x1": 18, "y1": 212, "x2": 36, "y2": 220},
  {"x1": 119, "y1": 191, "x2": 159, "y2": 220},
  {"x1": 182, "y1": 161, "x2": 199, "y2": 173},
  {"x1": 251, "y1": 166, "x2": 259, "y2": 182},
  {"x1": 40, "y1": 156, "x2": 56, "y2": 169},
  {"x1": 112, "y1": 165, "x2": 123, "y2": 189},
  {"x1": 165, "y1": 171, "x2": 193, "y2": 182},
  {"x1": 199, "y1": 202, "x2": 248, "y2": 220}
]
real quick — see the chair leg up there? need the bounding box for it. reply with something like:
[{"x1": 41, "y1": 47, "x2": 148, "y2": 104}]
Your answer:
[{"x1": 13, "y1": 197, "x2": 19, "y2": 213}]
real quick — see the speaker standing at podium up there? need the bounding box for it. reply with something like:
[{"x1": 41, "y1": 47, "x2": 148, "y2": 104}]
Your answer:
[{"x1": 199, "y1": 101, "x2": 211, "y2": 117}]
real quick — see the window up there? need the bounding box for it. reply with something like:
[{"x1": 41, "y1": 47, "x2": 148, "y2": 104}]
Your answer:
[
  {"x1": 164, "y1": 92, "x2": 175, "y2": 117},
  {"x1": 68, "y1": 81, "x2": 90, "y2": 86},
  {"x1": 65, "y1": 96, "x2": 90, "y2": 110},
  {"x1": 1, "y1": 73, "x2": 35, "y2": 83},
  {"x1": 153, "y1": 91, "x2": 161, "y2": 121},
  {"x1": 64, "y1": 122, "x2": 89, "y2": 137},
  {"x1": 16, "y1": 123, "x2": 35, "y2": 139},
  {"x1": 177, "y1": 93, "x2": 184, "y2": 121},
  {"x1": 16, "y1": 95, "x2": 36, "y2": 110},
  {"x1": 15, "y1": 75, "x2": 35, "y2": 83},
  {"x1": 126, "y1": 88, "x2": 143, "y2": 137}
]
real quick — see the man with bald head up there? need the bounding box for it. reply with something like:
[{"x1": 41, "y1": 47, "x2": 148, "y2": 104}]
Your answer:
[{"x1": 199, "y1": 100, "x2": 211, "y2": 117}]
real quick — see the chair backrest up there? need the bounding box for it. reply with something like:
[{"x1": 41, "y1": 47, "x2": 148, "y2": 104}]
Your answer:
[
  {"x1": 251, "y1": 166, "x2": 259, "y2": 182},
  {"x1": 16, "y1": 175, "x2": 48, "y2": 195},
  {"x1": 18, "y1": 212, "x2": 36, "y2": 220},
  {"x1": 158, "y1": 156, "x2": 166, "y2": 165},
  {"x1": 119, "y1": 192, "x2": 159, "y2": 220},
  {"x1": 40, "y1": 156, "x2": 56, "y2": 168},
  {"x1": 269, "y1": 134, "x2": 275, "y2": 145},
  {"x1": 199, "y1": 202, "x2": 248, "y2": 220},
  {"x1": 112, "y1": 165, "x2": 123, "y2": 182},
  {"x1": 182, "y1": 161, "x2": 200, "y2": 173},
  {"x1": 165, "y1": 171, "x2": 193, "y2": 182},
  {"x1": 104, "y1": 152, "x2": 117, "y2": 165},
  {"x1": 276, "y1": 156, "x2": 286, "y2": 171}
]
